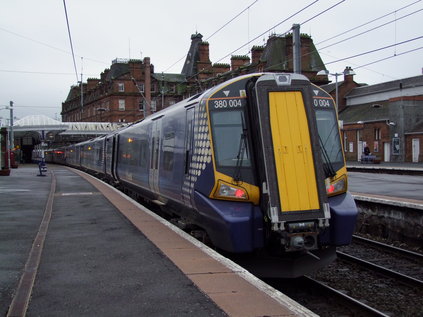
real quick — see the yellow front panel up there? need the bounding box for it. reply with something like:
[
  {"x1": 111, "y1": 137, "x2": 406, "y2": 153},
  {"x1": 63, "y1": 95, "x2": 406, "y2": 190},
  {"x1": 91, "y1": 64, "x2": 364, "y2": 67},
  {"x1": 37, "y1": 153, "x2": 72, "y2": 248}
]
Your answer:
[{"x1": 269, "y1": 92, "x2": 319, "y2": 212}]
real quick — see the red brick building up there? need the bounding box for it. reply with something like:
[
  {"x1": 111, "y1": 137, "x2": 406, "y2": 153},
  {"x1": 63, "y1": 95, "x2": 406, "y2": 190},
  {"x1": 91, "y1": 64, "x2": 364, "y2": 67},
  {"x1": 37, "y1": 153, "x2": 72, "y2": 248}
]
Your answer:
[
  {"x1": 62, "y1": 57, "x2": 186, "y2": 123},
  {"x1": 182, "y1": 32, "x2": 329, "y2": 94},
  {"x1": 62, "y1": 32, "x2": 329, "y2": 123},
  {"x1": 339, "y1": 76, "x2": 423, "y2": 163}
]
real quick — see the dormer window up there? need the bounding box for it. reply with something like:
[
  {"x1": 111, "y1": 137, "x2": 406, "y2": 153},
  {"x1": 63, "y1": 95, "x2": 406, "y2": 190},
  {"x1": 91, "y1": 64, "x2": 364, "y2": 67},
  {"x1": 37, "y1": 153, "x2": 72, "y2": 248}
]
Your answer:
[{"x1": 118, "y1": 83, "x2": 125, "y2": 92}]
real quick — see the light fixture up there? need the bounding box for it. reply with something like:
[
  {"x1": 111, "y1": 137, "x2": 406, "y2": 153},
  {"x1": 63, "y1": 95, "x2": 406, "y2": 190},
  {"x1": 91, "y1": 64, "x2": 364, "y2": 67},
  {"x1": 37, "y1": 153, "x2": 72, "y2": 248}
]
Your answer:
[
  {"x1": 317, "y1": 70, "x2": 329, "y2": 76},
  {"x1": 316, "y1": 67, "x2": 356, "y2": 110}
]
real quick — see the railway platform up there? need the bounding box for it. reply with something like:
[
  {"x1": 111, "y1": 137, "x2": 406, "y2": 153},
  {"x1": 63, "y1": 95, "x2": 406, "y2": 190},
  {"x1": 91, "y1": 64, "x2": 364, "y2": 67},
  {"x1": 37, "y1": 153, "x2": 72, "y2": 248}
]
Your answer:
[
  {"x1": 347, "y1": 161, "x2": 423, "y2": 175},
  {"x1": 0, "y1": 165, "x2": 315, "y2": 317}
]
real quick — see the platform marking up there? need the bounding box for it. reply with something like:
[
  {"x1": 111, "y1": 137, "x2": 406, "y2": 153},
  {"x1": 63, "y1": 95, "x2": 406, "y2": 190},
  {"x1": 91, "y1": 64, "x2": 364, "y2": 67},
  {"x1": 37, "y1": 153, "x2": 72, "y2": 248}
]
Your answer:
[
  {"x1": 7, "y1": 171, "x2": 56, "y2": 317},
  {"x1": 0, "y1": 187, "x2": 31, "y2": 193},
  {"x1": 58, "y1": 192, "x2": 98, "y2": 196}
]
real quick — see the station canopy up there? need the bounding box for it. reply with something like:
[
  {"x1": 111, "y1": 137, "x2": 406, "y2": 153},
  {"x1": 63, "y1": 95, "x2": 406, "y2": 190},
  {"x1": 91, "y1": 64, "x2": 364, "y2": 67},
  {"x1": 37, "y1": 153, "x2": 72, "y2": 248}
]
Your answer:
[{"x1": 13, "y1": 115, "x2": 126, "y2": 146}]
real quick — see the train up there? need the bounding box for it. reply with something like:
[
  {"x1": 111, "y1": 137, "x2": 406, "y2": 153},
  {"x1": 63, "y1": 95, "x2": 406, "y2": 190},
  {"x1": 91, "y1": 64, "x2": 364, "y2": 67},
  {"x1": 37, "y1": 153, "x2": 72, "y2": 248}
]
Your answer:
[{"x1": 40, "y1": 73, "x2": 358, "y2": 278}]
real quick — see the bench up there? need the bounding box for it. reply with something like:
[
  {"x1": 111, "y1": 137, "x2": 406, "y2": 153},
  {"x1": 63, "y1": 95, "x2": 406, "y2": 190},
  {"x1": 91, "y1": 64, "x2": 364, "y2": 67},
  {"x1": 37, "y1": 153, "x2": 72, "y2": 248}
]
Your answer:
[{"x1": 361, "y1": 155, "x2": 380, "y2": 164}]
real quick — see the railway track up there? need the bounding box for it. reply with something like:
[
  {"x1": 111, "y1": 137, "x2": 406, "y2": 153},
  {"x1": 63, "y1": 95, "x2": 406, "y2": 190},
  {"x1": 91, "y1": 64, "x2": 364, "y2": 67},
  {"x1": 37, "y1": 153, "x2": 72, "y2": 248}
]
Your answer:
[
  {"x1": 265, "y1": 235, "x2": 423, "y2": 316},
  {"x1": 339, "y1": 235, "x2": 423, "y2": 287},
  {"x1": 264, "y1": 276, "x2": 389, "y2": 316}
]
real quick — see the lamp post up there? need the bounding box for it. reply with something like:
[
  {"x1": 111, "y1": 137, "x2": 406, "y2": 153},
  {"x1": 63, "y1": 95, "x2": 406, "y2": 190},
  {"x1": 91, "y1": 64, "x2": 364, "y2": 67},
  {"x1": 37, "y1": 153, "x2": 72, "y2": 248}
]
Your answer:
[
  {"x1": 0, "y1": 103, "x2": 14, "y2": 169},
  {"x1": 317, "y1": 68, "x2": 356, "y2": 110},
  {"x1": 9, "y1": 101, "x2": 14, "y2": 151}
]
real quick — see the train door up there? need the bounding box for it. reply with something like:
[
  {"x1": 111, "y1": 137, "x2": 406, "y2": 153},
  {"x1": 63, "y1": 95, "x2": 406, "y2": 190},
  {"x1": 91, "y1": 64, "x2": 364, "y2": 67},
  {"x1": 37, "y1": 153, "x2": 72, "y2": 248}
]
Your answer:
[
  {"x1": 252, "y1": 74, "x2": 327, "y2": 226},
  {"x1": 149, "y1": 117, "x2": 162, "y2": 194},
  {"x1": 112, "y1": 135, "x2": 120, "y2": 181},
  {"x1": 182, "y1": 106, "x2": 194, "y2": 207},
  {"x1": 105, "y1": 135, "x2": 116, "y2": 179},
  {"x1": 268, "y1": 91, "x2": 319, "y2": 213}
]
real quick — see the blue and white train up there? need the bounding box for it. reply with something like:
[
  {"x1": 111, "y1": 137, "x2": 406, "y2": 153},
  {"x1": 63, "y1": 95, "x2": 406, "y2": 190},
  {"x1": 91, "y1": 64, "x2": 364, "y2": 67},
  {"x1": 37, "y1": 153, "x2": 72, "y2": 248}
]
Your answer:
[{"x1": 45, "y1": 73, "x2": 358, "y2": 277}]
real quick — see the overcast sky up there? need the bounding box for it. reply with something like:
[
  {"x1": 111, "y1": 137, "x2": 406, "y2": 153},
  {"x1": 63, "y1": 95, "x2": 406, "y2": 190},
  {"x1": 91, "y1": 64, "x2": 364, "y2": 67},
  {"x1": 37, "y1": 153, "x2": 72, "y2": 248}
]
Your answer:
[{"x1": 1, "y1": 0, "x2": 422, "y2": 122}]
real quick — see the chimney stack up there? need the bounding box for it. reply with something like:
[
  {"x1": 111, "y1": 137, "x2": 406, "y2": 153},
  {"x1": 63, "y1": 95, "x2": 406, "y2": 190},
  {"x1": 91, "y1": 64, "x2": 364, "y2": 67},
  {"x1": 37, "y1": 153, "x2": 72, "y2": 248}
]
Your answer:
[
  {"x1": 231, "y1": 55, "x2": 250, "y2": 71},
  {"x1": 344, "y1": 66, "x2": 355, "y2": 83},
  {"x1": 144, "y1": 57, "x2": 151, "y2": 116}
]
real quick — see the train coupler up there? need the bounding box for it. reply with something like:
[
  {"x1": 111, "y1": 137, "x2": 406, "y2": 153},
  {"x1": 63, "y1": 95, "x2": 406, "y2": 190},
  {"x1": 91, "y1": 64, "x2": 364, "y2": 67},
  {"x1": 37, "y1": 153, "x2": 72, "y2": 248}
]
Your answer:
[{"x1": 281, "y1": 221, "x2": 319, "y2": 252}]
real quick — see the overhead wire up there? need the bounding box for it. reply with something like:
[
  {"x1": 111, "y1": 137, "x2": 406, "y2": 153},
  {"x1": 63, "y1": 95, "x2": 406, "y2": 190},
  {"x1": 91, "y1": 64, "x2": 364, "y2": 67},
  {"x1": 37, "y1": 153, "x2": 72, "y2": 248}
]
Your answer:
[
  {"x1": 63, "y1": 0, "x2": 79, "y2": 82},
  {"x1": 0, "y1": 69, "x2": 97, "y2": 76},
  {"x1": 324, "y1": 36, "x2": 423, "y2": 65},
  {"x1": 318, "y1": 50, "x2": 398, "y2": 80},
  {"x1": 205, "y1": 0, "x2": 259, "y2": 42},
  {"x1": 353, "y1": 46, "x2": 423, "y2": 70},
  {"x1": 211, "y1": 0, "x2": 321, "y2": 65},
  {"x1": 318, "y1": 8, "x2": 423, "y2": 51},
  {"x1": 316, "y1": 0, "x2": 422, "y2": 46},
  {"x1": 186, "y1": 0, "x2": 324, "y2": 82},
  {"x1": 263, "y1": 2, "x2": 423, "y2": 75},
  {"x1": 296, "y1": 0, "x2": 346, "y2": 27},
  {"x1": 5, "y1": 105, "x2": 60, "y2": 109},
  {"x1": 0, "y1": 26, "x2": 107, "y2": 65},
  {"x1": 204, "y1": 0, "x2": 421, "y2": 81},
  {"x1": 163, "y1": 0, "x2": 260, "y2": 72}
]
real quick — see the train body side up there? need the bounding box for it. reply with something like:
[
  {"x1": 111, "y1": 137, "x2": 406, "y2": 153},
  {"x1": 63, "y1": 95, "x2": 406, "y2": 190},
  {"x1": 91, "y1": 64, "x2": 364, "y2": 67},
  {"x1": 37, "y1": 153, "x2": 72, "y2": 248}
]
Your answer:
[{"x1": 40, "y1": 73, "x2": 357, "y2": 277}]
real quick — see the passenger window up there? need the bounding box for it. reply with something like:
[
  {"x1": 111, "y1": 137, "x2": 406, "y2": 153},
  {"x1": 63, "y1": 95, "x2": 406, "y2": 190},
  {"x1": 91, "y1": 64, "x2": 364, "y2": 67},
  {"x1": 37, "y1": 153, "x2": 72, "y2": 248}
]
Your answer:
[{"x1": 163, "y1": 132, "x2": 175, "y2": 171}]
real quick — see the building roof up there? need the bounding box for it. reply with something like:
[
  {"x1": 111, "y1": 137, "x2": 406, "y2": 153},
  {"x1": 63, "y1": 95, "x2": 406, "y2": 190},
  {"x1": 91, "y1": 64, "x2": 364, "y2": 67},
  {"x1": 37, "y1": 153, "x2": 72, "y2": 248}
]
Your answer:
[
  {"x1": 14, "y1": 115, "x2": 67, "y2": 131},
  {"x1": 13, "y1": 115, "x2": 126, "y2": 135},
  {"x1": 106, "y1": 62, "x2": 130, "y2": 81},
  {"x1": 346, "y1": 75, "x2": 423, "y2": 99},
  {"x1": 320, "y1": 81, "x2": 343, "y2": 94},
  {"x1": 405, "y1": 121, "x2": 423, "y2": 134},
  {"x1": 339, "y1": 103, "x2": 390, "y2": 124},
  {"x1": 152, "y1": 73, "x2": 186, "y2": 83},
  {"x1": 260, "y1": 34, "x2": 325, "y2": 72},
  {"x1": 59, "y1": 122, "x2": 126, "y2": 135},
  {"x1": 181, "y1": 33, "x2": 204, "y2": 77}
]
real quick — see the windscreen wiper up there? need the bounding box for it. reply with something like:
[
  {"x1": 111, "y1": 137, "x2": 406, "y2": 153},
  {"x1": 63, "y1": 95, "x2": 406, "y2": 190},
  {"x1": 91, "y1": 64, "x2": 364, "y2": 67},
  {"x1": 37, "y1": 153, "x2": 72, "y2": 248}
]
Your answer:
[
  {"x1": 319, "y1": 135, "x2": 337, "y2": 178},
  {"x1": 233, "y1": 129, "x2": 247, "y2": 182}
]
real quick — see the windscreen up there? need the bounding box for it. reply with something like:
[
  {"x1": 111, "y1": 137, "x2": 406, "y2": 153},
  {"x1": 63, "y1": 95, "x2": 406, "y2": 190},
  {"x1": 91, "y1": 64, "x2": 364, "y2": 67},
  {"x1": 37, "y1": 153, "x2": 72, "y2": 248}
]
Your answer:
[
  {"x1": 316, "y1": 109, "x2": 344, "y2": 172},
  {"x1": 210, "y1": 110, "x2": 251, "y2": 167}
]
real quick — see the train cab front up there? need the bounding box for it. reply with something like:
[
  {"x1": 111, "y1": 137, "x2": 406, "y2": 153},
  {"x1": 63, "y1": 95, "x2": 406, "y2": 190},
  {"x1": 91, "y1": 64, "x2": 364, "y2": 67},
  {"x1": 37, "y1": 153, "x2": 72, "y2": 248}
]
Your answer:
[
  {"x1": 194, "y1": 73, "x2": 357, "y2": 277},
  {"x1": 248, "y1": 73, "x2": 358, "y2": 258},
  {"x1": 240, "y1": 73, "x2": 357, "y2": 277}
]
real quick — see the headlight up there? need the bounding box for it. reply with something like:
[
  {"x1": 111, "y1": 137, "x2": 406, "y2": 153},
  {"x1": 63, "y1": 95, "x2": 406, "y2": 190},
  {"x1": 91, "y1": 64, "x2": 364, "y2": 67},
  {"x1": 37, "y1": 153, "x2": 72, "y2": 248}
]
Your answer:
[
  {"x1": 326, "y1": 175, "x2": 347, "y2": 196},
  {"x1": 214, "y1": 181, "x2": 248, "y2": 200}
]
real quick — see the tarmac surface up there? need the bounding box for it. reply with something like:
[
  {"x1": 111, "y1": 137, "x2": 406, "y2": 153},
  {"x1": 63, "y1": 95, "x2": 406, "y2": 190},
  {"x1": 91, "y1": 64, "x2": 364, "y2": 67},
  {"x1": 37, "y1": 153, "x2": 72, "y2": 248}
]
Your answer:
[{"x1": 0, "y1": 165, "x2": 314, "y2": 317}]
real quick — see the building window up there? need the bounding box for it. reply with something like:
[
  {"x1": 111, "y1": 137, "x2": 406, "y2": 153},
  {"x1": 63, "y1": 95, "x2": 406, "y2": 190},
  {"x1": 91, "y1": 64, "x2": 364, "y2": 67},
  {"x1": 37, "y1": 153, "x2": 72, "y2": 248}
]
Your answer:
[
  {"x1": 139, "y1": 100, "x2": 144, "y2": 112},
  {"x1": 138, "y1": 83, "x2": 145, "y2": 92},
  {"x1": 118, "y1": 83, "x2": 125, "y2": 92},
  {"x1": 374, "y1": 128, "x2": 381, "y2": 140},
  {"x1": 119, "y1": 99, "x2": 125, "y2": 111},
  {"x1": 151, "y1": 100, "x2": 157, "y2": 113}
]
